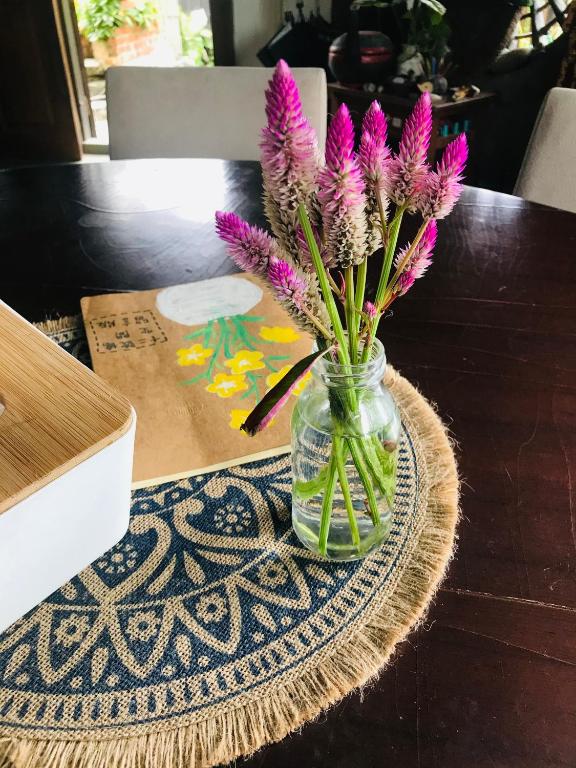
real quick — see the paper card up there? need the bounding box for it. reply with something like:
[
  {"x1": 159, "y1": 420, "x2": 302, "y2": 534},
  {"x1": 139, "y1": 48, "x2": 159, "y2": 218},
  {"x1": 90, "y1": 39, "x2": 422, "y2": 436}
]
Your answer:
[{"x1": 81, "y1": 275, "x2": 313, "y2": 488}]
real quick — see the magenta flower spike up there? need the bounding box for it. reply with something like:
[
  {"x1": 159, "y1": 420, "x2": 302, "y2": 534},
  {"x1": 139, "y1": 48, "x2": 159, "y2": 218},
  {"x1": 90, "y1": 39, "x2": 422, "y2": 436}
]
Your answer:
[
  {"x1": 267, "y1": 255, "x2": 330, "y2": 335},
  {"x1": 383, "y1": 92, "x2": 432, "y2": 210},
  {"x1": 267, "y1": 258, "x2": 307, "y2": 306},
  {"x1": 363, "y1": 300, "x2": 377, "y2": 320},
  {"x1": 359, "y1": 100, "x2": 390, "y2": 177},
  {"x1": 317, "y1": 103, "x2": 367, "y2": 268},
  {"x1": 215, "y1": 211, "x2": 280, "y2": 275},
  {"x1": 359, "y1": 100, "x2": 391, "y2": 254},
  {"x1": 395, "y1": 219, "x2": 438, "y2": 295},
  {"x1": 418, "y1": 133, "x2": 468, "y2": 220},
  {"x1": 260, "y1": 60, "x2": 320, "y2": 260}
]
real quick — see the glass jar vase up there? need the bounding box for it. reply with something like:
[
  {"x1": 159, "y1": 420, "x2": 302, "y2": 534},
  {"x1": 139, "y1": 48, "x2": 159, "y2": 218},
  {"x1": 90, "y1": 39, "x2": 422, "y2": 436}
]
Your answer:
[{"x1": 291, "y1": 339, "x2": 400, "y2": 561}]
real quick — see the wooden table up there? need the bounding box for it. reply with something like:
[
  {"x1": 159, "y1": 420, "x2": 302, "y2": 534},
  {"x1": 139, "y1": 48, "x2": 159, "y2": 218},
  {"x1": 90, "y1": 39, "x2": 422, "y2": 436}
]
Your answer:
[
  {"x1": 328, "y1": 84, "x2": 496, "y2": 185},
  {"x1": 1, "y1": 159, "x2": 575, "y2": 768}
]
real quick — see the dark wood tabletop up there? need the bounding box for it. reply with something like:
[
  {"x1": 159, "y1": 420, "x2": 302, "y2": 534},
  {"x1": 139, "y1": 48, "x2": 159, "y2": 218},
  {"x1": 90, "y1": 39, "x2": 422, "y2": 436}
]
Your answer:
[{"x1": 1, "y1": 159, "x2": 575, "y2": 768}]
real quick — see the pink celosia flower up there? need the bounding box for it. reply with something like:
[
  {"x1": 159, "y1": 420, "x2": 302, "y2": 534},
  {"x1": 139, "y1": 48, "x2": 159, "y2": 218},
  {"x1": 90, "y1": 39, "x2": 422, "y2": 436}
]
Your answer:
[
  {"x1": 360, "y1": 101, "x2": 390, "y2": 179},
  {"x1": 363, "y1": 301, "x2": 377, "y2": 319},
  {"x1": 215, "y1": 211, "x2": 280, "y2": 275},
  {"x1": 267, "y1": 258, "x2": 307, "y2": 306},
  {"x1": 317, "y1": 104, "x2": 367, "y2": 268},
  {"x1": 260, "y1": 60, "x2": 320, "y2": 260},
  {"x1": 395, "y1": 219, "x2": 438, "y2": 295},
  {"x1": 267, "y1": 256, "x2": 330, "y2": 335},
  {"x1": 418, "y1": 133, "x2": 468, "y2": 220},
  {"x1": 216, "y1": 211, "x2": 329, "y2": 336},
  {"x1": 359, "y1": 101, "x2": 391, "y2": 254},
  {"x1": 382, "y1": 92, "x2": 432, "y2": 211}
]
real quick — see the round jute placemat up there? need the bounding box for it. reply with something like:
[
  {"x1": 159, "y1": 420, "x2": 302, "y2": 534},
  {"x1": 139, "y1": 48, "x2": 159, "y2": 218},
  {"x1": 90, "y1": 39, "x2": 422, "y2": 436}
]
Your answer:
[{"x1": 0, "y1": 318, "x2": 459, "y2": 768}]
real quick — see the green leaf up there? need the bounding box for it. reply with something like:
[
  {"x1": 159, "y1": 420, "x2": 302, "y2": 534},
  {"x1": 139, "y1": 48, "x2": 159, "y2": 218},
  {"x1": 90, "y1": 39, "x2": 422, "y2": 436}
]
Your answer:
[{"x1": 241, "y1": 348, "x2": 325, "y2": 436}]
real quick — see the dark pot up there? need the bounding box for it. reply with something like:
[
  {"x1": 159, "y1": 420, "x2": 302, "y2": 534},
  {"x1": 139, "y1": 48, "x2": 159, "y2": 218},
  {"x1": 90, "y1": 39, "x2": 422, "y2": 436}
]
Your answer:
[{"x1": 328, "y1": 30, "x2": 395, "y2": 85}]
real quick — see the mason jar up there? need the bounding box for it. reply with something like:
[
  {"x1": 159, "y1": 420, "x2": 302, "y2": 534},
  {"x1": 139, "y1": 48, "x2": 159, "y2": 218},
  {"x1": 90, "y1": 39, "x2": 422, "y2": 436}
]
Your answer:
[{"x1": 291, "y1": 339, "x2": 401, "y2": 561}]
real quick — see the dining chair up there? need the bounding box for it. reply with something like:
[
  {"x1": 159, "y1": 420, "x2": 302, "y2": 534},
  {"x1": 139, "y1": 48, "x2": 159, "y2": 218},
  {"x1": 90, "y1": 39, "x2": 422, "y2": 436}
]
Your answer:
[
  {"x1": 106, "y1": 66, "x2": 327, "y2": 161},
  {"x1": 514, "y1": 87, "x2": 576, "y2": 213}
]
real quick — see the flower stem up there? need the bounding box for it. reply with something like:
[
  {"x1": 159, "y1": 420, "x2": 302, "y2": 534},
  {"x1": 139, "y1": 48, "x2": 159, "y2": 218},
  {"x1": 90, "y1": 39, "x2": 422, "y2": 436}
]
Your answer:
[
  {"x1": 345, "y1": 265, "x2": 357, "y2": 362},
  {"x1": 375, "y1": 204, "x2": 404, "y2": 309},
  {"x1": 300, "y1": 305, "x2": 333, "y2": 340},
  {"x1": 347, "y1": 438, "x2": 380, "y2": 526},
  {"x1": 360, "y1": 206, "x2": 404, "y2": 364},
  {"x1": 328, "y1": 272, "x2": 340, "y2": 295},
  {"x1": 354, "y1": 258, "x2": 367, "y2": 338},
  {"x1": 385, "y1": 218, "x2": 429, "y2": 298},
  {"x1": 376, "y1": 188, "x2": 388, "y2": 246},
  {"x1": 361, "y1": 216, "x2": 429, "y2": 363},
  {"x1": 333, "y1": 435, "x2": 360, "y2": 547},
  {"x1": 298, "y1": 203, "x2": 350, "y2": 366},
  {"x1": 299, "y1": 203, "x2": 385, "y2": 543},
  {"x1": 319, "y1": 446, "x2": 338, "y2": 555},
  {"x1": 360, "y1": 439, "x2": 391, "y2": 502}
]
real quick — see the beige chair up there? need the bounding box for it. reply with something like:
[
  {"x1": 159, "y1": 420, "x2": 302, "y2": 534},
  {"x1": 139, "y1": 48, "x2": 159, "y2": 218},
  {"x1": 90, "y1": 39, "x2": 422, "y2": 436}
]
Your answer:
[
  {"x1": 514, "y1": 87, "x2": 576, "y2": 213},
  {"x1": 106, "y1": 66, "x2": 327, "y2": 161}
]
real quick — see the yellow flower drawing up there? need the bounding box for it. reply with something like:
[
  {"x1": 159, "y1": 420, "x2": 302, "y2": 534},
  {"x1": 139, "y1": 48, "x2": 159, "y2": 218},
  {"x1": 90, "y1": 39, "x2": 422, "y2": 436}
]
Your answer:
[
  {"x1": 229, "y1": 409, "x2": 250, "y2": 430},
  {"x1": 229, "y1": 408, "x2": 274, "y2": 432},
  {"x1": 258, "y1": 326, "x2": 300, "y2": 343},
  {"x1": 176, "y1": 344, "x2": 213, "y2": 366},
  {"x1": 265, "y1": 365, "x2": 292, "y2": 390},
  {"x1": 265, "y1": 365, "x2": 312, "y2": 396},
  {"x1": 292, "y1": 371, "x2": 312, "y2": 396},
  {"x1": 206, "y1": 373, "x2": 248, "y2": 398},
  {"x1": 224, "y1": 349, "x2": 266, "y2": 374}
]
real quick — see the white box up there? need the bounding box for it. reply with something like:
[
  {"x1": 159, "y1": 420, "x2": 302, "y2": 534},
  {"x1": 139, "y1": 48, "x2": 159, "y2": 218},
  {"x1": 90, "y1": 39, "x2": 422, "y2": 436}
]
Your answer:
[{"x1": 0, "y1": 302, "x2": 135, "y2": 633}]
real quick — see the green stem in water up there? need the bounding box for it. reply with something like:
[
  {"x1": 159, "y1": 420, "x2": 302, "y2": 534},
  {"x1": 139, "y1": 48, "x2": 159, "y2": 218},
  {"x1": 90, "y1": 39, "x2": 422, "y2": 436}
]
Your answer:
[
  {"x1": 333, "y1": 435, "x2": 360, "y2": 547},
  {"x1": 347, "y1": 438, "x2": 380, "y2": 526},
  {"x1": 319, "y1": 447, "x2": 338, "y2": 556},
  {"x1": 361, "y1": 439, "x2": 393, "y2": 505}
]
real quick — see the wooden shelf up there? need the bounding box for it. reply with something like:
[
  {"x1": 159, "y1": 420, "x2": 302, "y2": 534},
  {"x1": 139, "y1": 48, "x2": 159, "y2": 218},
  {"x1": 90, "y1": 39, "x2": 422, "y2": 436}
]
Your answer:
[{"x1": 328, "y1": 84, "x2": 497, "y2": 177}]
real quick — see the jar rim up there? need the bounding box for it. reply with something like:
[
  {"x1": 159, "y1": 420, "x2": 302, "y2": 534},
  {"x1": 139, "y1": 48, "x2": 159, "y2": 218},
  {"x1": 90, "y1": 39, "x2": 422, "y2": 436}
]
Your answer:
[{"x1": 312, "y1": 337, "x2": 386, "y2": 386}]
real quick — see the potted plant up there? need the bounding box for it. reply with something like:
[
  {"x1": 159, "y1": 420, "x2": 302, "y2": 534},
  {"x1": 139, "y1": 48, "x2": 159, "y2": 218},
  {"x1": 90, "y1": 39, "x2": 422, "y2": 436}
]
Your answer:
[{"x1": 75, "y1": 0, "x2": 159, "y2": 67}]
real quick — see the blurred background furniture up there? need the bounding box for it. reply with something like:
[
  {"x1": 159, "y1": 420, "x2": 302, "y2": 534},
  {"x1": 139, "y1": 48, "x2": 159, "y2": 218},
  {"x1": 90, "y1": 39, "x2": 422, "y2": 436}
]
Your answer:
[
  {"x1": 328, "y1": 83, "x2": 495, "y2": 184},
  {"x1": 106, "y1": 65, "x2": 327, "y2": 160},
  {"x1": 514, "y1": 87, "x2": 576, "y2": 212}
]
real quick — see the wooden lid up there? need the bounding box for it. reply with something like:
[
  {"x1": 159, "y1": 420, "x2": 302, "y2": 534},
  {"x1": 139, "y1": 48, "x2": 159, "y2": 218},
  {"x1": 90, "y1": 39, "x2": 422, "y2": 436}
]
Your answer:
[{"x1": 0, "y1": 303, "x2": 133, "y2": 515}]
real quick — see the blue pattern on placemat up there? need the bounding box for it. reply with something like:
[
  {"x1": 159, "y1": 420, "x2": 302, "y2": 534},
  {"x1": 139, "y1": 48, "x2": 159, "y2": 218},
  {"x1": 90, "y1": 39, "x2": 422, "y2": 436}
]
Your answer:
[{"x1": 0, "y1": 323, "x2": 421, "y2": 736}]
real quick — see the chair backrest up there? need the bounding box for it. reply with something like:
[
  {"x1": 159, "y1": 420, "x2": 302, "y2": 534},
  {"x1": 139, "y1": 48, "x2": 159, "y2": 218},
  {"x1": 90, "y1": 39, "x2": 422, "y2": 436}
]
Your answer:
[
  {"x1": 514, "y1": 87, "x2": 576, "y2": 213},
  {"x1": 106, "y1": 66, "x2": 327, "y2": 161}
]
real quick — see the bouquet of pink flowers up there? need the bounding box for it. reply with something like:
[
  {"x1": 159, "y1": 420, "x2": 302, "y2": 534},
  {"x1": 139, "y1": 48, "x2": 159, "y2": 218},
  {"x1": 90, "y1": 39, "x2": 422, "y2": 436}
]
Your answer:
[{"x1": 216, "y1": 61, "x2": 466, "y2": 559}]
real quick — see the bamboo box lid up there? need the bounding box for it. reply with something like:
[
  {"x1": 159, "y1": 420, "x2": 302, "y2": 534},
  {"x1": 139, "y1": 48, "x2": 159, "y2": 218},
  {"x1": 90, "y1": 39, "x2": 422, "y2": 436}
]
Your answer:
[{"x1": 0, "y1": 303, "x2": 133, "y2": 516}]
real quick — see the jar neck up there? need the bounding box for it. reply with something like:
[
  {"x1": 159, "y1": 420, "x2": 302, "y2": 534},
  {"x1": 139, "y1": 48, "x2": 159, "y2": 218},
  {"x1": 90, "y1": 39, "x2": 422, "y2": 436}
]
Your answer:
[{"x1": 312, "y1": 339, "x2": 386, "y2": 390}]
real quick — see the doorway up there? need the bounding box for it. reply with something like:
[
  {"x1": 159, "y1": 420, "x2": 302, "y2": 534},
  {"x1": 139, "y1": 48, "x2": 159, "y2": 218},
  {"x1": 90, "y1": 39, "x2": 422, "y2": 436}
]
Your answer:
[{"x1": 65, "y1": 0, "x2": 214, "y2": 154}]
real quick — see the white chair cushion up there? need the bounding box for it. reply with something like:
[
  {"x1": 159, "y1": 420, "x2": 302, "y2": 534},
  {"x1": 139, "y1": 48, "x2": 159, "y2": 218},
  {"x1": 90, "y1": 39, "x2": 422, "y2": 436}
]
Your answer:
[{"x1": 515, "y1": 87, "x2": 576, "y2": 213}]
